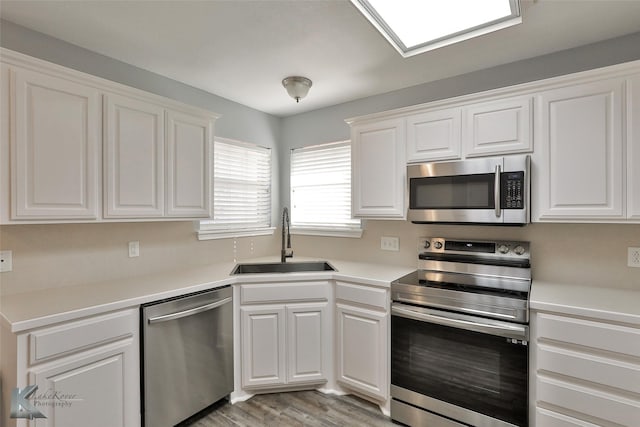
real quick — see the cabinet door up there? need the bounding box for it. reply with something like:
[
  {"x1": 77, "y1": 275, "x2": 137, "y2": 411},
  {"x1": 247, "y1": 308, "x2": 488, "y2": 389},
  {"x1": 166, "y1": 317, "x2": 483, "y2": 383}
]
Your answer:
[
  {"x1": 336, "y1": 303, "x2": 387, "y2": 400},
  {"x1": 463, "y1": 95, "x2": 533, "y2": 157},
  {"x1": 27, "y1": 340, "x2": 140, "y2": 427},
  {"x1": 166, "y1": 110, "x2": 212, "y2": 217},
  {"x1": 10, "y1": 68, "x2": 101, "y2": 220},
  {"x1": 241, "y1": 305, "x2": 286, "y2": 389},
  {"x1": 104, "y1": 94, "x2": 164, "y2": 218},
  {"x1": 351, "y1": 118, "x2": 406, "y2": 219},
  {"x1": 628, "y1": 74, "x2": 640, "y2": 220},
  {"x1": 406, "y1": 107, "x2": 461, "y2": 162},
  {"x1": 286, "y1": 302, "x2": 327, "y2": 385},
  {"x1": 534, "y1": 79, "x2": 625, "y2": 221}
]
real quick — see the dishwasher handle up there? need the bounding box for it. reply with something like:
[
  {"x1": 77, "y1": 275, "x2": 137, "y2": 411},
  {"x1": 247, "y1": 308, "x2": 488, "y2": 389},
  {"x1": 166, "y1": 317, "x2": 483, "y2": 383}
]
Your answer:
[{"x1": 147, "y1": 296, "x2": 232, "y2": 324}]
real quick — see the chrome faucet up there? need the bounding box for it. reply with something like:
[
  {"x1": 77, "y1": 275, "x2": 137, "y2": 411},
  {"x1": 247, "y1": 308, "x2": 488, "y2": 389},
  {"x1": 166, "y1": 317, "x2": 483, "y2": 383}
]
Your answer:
[{"x1": 281, "y1": 207, "x2": 293, "y2": 263}]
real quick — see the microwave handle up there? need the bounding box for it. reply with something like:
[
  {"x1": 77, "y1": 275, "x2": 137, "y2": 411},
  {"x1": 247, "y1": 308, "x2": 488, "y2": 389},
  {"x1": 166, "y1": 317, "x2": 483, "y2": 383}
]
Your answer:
[{"x1": 494, "y1": 164, "x2": 501, "y2": 218}]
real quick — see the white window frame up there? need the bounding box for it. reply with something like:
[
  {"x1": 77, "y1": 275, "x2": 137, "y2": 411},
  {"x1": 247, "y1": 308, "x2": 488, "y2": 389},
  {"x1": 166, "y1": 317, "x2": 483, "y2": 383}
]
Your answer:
[
  {"x1": 290, "y1": 140, "x2": 362, "y2": 238},
  {"x1": 197, "y1": 137, "x2": 274, "y2": 240}
]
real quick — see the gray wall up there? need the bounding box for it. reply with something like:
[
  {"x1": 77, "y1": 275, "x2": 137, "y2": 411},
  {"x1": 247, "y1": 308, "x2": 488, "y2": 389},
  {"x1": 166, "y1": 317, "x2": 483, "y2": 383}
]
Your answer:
[
  {"x1": 279, "y1": 31, "x2": 640, "y2": 209},
  {"x1": 0, "y1": 19, "x2": 282, "y2": 224}
]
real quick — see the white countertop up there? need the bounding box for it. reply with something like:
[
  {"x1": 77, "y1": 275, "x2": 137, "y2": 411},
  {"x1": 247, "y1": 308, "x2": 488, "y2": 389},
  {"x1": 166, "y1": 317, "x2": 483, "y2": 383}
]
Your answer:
[
  {"x1": 0, "y1": 257, "x2": 414, "y2": 333},
  {"x1": 530, "y1": 281, "x2": 640, "y2": 325}
]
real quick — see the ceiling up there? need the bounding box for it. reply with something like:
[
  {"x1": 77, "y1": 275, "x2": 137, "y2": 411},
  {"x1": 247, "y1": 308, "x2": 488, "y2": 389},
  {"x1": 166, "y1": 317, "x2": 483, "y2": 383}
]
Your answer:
[{"x1": 2, "y1": 1, "x2": 640, "y2": 117}]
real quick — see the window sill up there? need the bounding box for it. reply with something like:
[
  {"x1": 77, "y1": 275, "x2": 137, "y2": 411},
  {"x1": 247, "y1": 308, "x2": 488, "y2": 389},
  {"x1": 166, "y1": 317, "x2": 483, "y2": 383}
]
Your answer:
[
  {"x1": 196, "y1": 226, "x2": 275, "y2": 240},
  {"x1": 291, "y1": 227, "x2": 363, "y2": 238}
]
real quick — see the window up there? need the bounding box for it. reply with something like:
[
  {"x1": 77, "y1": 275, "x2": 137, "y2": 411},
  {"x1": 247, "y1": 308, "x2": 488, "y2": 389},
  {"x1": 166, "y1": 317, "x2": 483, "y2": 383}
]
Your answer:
[
  {"x1": 197, "y1": 137, "x2": 272, "y2": 239},
  {"x1": 290, "y1": 141, "x2": 362, "y2": 237}
]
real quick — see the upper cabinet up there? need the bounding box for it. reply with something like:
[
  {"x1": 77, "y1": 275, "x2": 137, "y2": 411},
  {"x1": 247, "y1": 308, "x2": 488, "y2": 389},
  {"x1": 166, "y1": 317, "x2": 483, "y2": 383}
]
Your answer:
[
  {"x1": 628, "y1": 73, "x2": 640, "y2": 221},
  {"x1": 9, "y1": 67, "x2": 101, "y2": 220},
  {"x1": 166, "y1": 110, "x2": 212, "y2": 218},
  {"x1": 406, "y1": 107, "x2": 461, "y2": 162},
  {"x1": 533, "y1": 78, "x2": 626, "y2": 221},
  {"x1": 104, "y1": 94, "x2": 165, "y2": 218},
  {"x1": 463, "y1": 95, "x2": 532, "y2": 157},
  {"x1": 0, "y1": 49, "x2": 219, "y2": 224},
  {"x1": 351, "y1": 118, "x2": 406, "y2": 219}
]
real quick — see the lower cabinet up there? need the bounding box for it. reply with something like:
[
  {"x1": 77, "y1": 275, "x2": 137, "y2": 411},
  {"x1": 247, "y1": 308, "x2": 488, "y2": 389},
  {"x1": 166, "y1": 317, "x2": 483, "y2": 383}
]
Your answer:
[
  {"x1": 4, "y1": 308, "x2": 140, "y2": 427},
  {"x1": 335, "y1": 281, "x2": 389, "y2": 401},
  {"x1": 532, "y1": 310, "x2": 640, "y2": 426},
  {"x1": 239, "y1": 281, "x2": 330, "y2": 391}
]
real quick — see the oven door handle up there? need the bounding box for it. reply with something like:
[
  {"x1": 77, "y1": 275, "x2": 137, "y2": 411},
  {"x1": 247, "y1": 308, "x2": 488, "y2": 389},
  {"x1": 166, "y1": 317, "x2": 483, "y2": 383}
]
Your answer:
[{"x1": 392, "y1": 303, "x2": 528, "y2": 341}]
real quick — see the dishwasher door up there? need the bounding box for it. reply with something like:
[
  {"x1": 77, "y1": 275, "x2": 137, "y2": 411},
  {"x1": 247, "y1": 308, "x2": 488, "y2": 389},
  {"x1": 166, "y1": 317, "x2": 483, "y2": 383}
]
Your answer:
[{"x1": 141, "y1": 286, "x2": 233, "y2": 427}]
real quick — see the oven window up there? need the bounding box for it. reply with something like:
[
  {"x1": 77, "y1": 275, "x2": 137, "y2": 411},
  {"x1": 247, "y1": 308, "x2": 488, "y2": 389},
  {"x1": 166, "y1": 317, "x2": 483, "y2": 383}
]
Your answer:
[
  {"x1": 391, "y1": 315, "x2": 527, "y2": 426},
  {"x1": 410, "y1": 174, "x2": 494, "y2": 209}
]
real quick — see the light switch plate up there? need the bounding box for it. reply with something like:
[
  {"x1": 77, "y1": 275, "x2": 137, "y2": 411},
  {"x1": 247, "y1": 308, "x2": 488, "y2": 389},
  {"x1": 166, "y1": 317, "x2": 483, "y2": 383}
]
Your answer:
[
  {"x1": 129, "y1": 241, "x2": 140, "y2": 258},
  {"x1": 0, "y1": 250, "x2": 13, "y2": 272},
  {"x1": 381, "y1": 236, "x2": 400, "y2": 251},
  {"x1": 629, "y1": 247, "x2": 640, "y2": 268}
]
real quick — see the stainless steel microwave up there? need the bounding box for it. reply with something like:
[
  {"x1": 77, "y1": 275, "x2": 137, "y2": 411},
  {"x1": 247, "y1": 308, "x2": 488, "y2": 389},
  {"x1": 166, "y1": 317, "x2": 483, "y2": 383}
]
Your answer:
[{"x1": 407, "y1": 155, "x2": 530, "y2": 225}]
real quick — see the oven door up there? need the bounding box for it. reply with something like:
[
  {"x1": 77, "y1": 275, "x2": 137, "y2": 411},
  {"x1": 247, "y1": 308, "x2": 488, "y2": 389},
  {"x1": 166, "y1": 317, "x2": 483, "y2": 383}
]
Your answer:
[{"x1": 391, "y1": 303, "x2": 528, "y2": 427}]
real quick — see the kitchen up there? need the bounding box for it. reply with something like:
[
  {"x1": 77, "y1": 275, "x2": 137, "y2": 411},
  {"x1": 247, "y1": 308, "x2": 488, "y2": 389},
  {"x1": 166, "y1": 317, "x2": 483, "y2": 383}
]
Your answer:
[{"x1": 1, "y1": 1, "x2": 640, "y2": 427}]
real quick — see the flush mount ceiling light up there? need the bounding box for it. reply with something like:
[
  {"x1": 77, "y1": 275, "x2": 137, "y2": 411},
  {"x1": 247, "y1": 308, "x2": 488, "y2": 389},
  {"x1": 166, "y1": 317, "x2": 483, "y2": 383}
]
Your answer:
[
  {"x1": 282, "y1": 76, "x2": 313, "y2": 103},
  {"x1": 350, "y1": 0, "x2": 522, "y2": 58}
]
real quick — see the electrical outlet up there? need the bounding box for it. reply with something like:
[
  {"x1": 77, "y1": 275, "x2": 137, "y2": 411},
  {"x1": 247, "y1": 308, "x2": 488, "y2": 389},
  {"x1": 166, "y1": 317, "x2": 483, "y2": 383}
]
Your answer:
[
  {"x1": 629, "y1": 247, "x2": 640, "y2": 268},
  {"x1": 128, "y1": 241, "x2": 140, "y2": 258},
  {"x1": 381, "y1": 236, "x2": 400, "y2": 252},
  {"x1": 0, "y1": 250, "x2": 12, "y2": 272}
]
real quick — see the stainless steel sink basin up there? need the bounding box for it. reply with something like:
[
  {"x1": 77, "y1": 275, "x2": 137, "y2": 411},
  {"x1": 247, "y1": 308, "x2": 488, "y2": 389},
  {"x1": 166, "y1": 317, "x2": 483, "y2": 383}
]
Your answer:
[{"x1": 231, "y1": 261, "x2": 335, "y2": 275}]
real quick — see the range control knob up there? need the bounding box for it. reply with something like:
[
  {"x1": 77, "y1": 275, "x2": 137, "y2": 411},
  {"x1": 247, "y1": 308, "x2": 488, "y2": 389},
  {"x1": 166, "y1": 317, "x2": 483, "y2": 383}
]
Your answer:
[
  {"x1": 433, "y1": 241, "x2": 443, "y2": 249},
  {"x1": 513, "y1": 245, "x2": 526, "y2": 255},
  {"x1": 423, "y1": 241, "x2": 431, "y2": 249},
  {"x1": 497, "y1": 244, "x2": 510, "y2": 254}
]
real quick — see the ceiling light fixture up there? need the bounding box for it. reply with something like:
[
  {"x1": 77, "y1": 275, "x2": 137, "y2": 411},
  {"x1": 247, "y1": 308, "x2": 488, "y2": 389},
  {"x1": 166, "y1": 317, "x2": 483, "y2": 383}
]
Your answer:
[
  {"x1": 351, "y1": 0, "x2": 522, "y2": 58},
  {"x1": 282, "y1": 76, "x2": 312, "y2": 103}
]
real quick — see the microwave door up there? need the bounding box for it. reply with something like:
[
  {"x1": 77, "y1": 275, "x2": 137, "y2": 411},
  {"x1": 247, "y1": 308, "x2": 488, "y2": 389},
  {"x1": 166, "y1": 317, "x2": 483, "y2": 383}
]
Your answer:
[{"x1": 407, "y1": 158, "x2": 505, "y2": 224}]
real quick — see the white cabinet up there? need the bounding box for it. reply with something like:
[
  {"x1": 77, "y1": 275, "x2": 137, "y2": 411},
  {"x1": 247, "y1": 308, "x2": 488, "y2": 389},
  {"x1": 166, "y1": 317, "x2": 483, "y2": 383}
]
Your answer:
[
  {"x1": 104, "y1": 94, "x2": 165, "y2": 218},
  {"x1": 628, "y1": 73, "x2": 640, "y2": 220},
  {"x1": 532, "y1": 310, "x2": 640, "y2": 427},
  {"x1": 287, "y1": 303, "x2": 326, "y2": 384},
  {"x1": 1, "y1": 50, "x2": 218, "y2": 223},
  {"x1": 463, "y1": 95, "x2": 532, "y2": 157},
  {"x1": 334, "y1": 281, "x2": 388, "y2": 402},
  {"x1": 3, "y1": 308, "x2": 140, "y2": 427},
  {"x1": 9, "y1": 67, "x2": 101, "y2": 220},
  {"x1": 534, "y1": 78, "x2": 625, "y2": 221},
  {"x1": 351, "y1": 118, "x2": 406, "y2": 219},
  {"x1": 166, "y1": 110, "x2": 212, "y2": 218},
  {"x1": 241, "y1": 304, "x2": 286, "y2": 388},
  {"x1": 406, "y1": 107, "x2": 461, "y2": 162},
  {"x1": 239, "y1": 281, "x2": 330, "y2": 391}
]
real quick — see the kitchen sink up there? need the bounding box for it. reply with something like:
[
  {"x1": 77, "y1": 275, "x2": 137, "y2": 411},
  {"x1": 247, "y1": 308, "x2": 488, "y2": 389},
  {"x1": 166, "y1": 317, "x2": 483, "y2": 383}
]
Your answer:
[{"x1": 231, "y1": 261, "x2": 336, "y2": 275}]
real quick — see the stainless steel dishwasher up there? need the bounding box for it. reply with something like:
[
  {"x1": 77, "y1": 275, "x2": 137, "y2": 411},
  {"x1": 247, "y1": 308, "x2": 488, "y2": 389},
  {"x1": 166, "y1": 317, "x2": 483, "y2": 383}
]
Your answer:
[{"x1": 141, "y1": 286, "x2": 233, "y2": 427}]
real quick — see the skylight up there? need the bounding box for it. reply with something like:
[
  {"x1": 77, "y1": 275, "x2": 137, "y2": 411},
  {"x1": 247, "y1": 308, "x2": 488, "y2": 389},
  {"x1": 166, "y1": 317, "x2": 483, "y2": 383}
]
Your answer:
[{"x1": 351, "y1": 0, "x2": 522, "y2": 57}]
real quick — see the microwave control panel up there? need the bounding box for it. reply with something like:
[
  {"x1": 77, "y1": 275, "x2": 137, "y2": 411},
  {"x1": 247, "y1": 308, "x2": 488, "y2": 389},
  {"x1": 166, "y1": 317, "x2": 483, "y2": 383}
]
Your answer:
[{"x1": 501, "y1": 171, "x2": 524, "y2": 209}]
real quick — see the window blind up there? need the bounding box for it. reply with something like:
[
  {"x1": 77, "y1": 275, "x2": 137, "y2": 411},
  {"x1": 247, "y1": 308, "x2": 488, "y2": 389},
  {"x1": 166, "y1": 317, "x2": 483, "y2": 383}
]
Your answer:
[
  {"x1": 290, "y1": 141, "x2": 361, "y2": 233},
  {"x1": 204, "y1": 138, "x2": 271, "y2": 231}
]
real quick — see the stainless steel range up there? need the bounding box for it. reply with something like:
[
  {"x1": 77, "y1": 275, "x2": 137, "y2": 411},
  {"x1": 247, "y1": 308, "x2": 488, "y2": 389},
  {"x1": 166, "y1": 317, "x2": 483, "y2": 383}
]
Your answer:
[{"x1": 391, "y1": 237, "x2": 531, "y2": 427}]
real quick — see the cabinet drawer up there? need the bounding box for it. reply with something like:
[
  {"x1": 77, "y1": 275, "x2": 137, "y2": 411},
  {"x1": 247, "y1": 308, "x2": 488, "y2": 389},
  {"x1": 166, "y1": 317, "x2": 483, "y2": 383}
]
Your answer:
[
  {"x1": 537, "y1": 376, "x2": 640, "y2": 427},
  {"x1": 537, "y1": 312, "x2": 640, "y2": 357},
  {"x1": 537, "y1": 344, "x2": 640, "y2": 394},
  {"x1": 536, "y1": 407, "x2": 602, "y2": 427},
  {"x1": 335, "y1": 281, "x2": 388, "y2": 311},
  {"x1": 240, "y1": 281, "x2": 329, "y2": 304},
  {"x1": 29, "y1": 309, "x2": 137, "y2": 364}
]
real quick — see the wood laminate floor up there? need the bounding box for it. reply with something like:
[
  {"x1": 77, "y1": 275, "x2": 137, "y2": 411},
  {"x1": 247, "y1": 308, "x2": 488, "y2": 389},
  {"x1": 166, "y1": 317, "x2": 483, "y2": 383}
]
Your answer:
[{"x1": 181, "y1": 391, "x2": 398, "y2": 427}]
